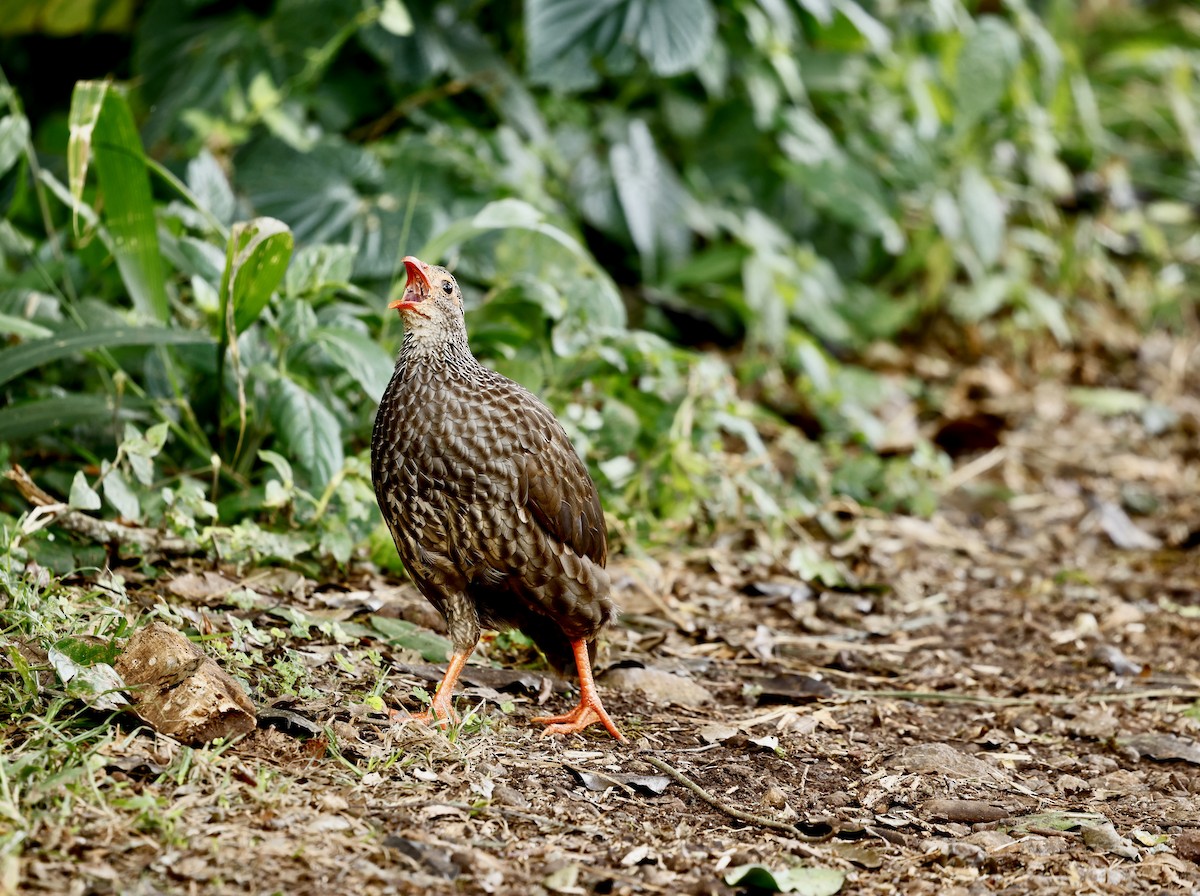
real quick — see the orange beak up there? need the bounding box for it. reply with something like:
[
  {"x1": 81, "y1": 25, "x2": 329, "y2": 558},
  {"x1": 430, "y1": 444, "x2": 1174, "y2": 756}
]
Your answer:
[{"x1": 388, "y1": 256, "x2": 432, "y2": 312}]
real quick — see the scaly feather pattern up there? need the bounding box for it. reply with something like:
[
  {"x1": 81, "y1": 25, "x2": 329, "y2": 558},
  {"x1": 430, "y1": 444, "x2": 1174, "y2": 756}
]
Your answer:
[{"x1": 370, "y1": 259, "x2": 614, "y2": 682}]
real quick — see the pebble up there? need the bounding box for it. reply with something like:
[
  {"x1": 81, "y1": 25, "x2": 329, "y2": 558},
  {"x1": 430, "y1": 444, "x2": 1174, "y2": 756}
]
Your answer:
[
  {"x1": 761, "y1": 785, "x2": 787, "y2": 809},
  {"x1": 1176, "y1": 830, "x2": 1200, "y2": 864}
]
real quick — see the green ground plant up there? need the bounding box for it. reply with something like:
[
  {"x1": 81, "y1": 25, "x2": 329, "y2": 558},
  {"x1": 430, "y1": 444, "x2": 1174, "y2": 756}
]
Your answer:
[{"x1": 0, "y1": 0, "x2": 1196, "y2": 555}]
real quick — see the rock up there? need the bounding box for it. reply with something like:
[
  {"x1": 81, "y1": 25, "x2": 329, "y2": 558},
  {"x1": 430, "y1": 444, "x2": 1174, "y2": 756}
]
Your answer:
[
  {"x1": 1057, "y1": 774, "x2": 1090, "y2": 793},
  {"x1": 892, "y1": 743, "x2": 1007, "y2": 783},
  {"x1": 599, "y1": 667, "x2": 713, "y2": 707},
  {"x1": 115, "y1": 622, "x2": 256, "y2": 744},
  {"x1": 761, "y1": 786, "x2": 788, "y2": 809},
  {"x1": 1066, "y1": 706, "x2": 1119, "y2": 740},
  {"x1": 964, "y1": 831, "x2": 1016, "y2": 851},
  {"x1": 492, "y1": 785, "x2": 530, "y2": 809},
  {"x1": 1120, "y1": 733, "x2": 1200, "y2": 765}
]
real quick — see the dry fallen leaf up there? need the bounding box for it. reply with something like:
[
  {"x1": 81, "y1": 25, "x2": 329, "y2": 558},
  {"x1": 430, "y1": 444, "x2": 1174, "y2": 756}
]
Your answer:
[
  {"x1": 723, "y1": 863, "x2": 845, "y2": 895},
  {"x1": 1120, "y1": 734, "x2": 1200, "y2": 765},
  {"x1": 565, "y1": 764, "x2": 671, "y2": 795},
  {"x1": 599, "y1": 665, "x2": 713, "y2": 706},
  {"x1": 1081, "y1": 821, "x2": 1139, "y2": 860}
]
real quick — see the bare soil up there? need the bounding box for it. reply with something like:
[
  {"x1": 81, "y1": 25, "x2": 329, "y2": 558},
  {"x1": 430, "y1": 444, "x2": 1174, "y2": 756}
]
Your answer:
[{"x1": 18, "y1": 333, "x2": 1200, "y2": 895}]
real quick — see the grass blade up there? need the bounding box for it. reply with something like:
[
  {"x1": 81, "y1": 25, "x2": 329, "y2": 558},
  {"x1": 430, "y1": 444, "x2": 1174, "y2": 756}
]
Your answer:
[
  {"x1": 0, "y1": 395, "x2": 147, "y2": 441},
  {"x1": 0, "y1": 326, "x2": 212, "y2": 388},
  {"x1": 67, "y1": 80, "x2": 170, "y2": 322}
]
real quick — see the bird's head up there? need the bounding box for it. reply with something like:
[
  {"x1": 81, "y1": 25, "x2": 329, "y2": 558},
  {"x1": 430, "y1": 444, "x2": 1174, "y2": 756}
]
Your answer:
[{"x1": 389, "y1": 256, "x2": 466, "y2": 346}]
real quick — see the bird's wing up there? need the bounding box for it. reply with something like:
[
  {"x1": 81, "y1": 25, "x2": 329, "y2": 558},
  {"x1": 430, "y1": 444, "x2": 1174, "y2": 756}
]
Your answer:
[{"x1": 514, "y1": 419, "x2": 608, "y2": 568}]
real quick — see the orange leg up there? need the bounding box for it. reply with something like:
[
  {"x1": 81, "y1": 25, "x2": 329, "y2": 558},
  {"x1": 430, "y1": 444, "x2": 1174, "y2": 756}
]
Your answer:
[
  {"x1": 392, "y1": 648, "x2": 472, "y2": 728},
  {"x1": 533, "y1": 638, "x2": 626, "y2": 743}
]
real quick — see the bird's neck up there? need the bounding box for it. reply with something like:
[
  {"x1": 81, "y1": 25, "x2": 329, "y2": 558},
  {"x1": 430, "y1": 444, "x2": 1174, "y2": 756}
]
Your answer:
[{"x1": 399, "y1": 327, "x2": 477, "y2": 372}]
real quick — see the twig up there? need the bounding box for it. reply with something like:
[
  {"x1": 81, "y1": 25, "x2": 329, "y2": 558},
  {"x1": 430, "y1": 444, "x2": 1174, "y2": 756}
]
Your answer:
[
  {"x1": 5, "y1": 464, "x2": 203, "y2": 556},
  {"x1": 350, "y1": 77, "x2": 483, "y2": 143},
  {"x1": 941, "y1": 446, "x2": 1006, "y2": 493},
  {"x1": 638, "y1": 755, "x2": 831, "y2": 846},
  {"x1": 835, "y1": 687, "x2": 1200, "y2": 706}
]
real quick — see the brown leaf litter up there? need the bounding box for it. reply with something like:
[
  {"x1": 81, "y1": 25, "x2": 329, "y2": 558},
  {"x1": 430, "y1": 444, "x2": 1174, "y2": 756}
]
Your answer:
[{"x1": 11, "y1": 333, "x2": 1200, "y2": 895}]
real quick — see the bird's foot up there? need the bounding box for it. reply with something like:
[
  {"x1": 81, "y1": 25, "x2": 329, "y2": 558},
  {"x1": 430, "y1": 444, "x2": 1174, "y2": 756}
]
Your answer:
[
  {"x1": 389, "y1": 699, "x2": 458, "y2": 729},
  {"x1": 534, "y1": 695, "x2": 627, "y2": 743}
]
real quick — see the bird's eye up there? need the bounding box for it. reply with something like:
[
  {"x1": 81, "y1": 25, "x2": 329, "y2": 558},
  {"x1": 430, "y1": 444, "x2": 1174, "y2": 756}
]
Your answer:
[{"x1": 441, "y1": 281, "x2": 454, "y2": 295}]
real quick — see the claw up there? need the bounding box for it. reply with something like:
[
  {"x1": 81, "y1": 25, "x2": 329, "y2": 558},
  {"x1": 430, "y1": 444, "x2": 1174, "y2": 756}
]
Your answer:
[
  {"x1": 391, "y1": 703, "x2": 458, "y2": 729},
  {"x1": 389, "y1": 648, "x2": 469, "y2": 731},
  {"x1": 533, "y1": 638, "x2": 626, "y2": 743}
]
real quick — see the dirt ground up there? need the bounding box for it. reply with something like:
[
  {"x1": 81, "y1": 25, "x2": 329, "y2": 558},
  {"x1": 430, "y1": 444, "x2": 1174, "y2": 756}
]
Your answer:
[{"x1": 17, "y1": 331, "x2": 1200, "y2": 895}]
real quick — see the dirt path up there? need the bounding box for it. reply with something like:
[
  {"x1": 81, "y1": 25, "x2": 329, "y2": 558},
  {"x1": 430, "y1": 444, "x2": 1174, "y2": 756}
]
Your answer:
[{"x1": 17, "y1": 337, "x2": 1200, "y2": 895}]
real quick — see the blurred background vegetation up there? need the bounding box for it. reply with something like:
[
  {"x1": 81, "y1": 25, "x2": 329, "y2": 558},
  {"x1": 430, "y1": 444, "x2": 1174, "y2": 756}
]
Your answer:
[{"x1": 0, "y1": 0, "x2": 1196, "y2": 571}]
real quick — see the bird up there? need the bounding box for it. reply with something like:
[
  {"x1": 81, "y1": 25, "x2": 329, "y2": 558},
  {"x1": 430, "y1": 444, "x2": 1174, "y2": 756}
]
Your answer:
[{"x1": 370, "y1": 256, "x2": 625, "y2": 742}]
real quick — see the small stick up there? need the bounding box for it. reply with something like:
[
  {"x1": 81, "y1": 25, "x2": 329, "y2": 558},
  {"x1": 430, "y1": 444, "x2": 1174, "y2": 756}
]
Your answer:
[
  {"x1": 6, "y1": 465, "x2": 200, "y2": 554},
  {"x1": 836, "y1": 688, "x2": 1200, "y2": 706},
  {"x1": 638, "y1": 755, "x2": 831, "y2": 847}
]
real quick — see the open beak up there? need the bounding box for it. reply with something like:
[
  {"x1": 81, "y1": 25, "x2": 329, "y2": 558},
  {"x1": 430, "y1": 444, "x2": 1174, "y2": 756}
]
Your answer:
[{"x1": 388, "y1": 256, "x2": 432, "y2": 313}]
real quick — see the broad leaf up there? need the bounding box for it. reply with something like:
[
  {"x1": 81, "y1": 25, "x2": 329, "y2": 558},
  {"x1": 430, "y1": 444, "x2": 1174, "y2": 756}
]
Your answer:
[
  {"x1": 102, "y1": 466, "x2": 140, "y2": 521},
  {"x1": 959, "y1": 166, "x2": 1005, "y2": 268},
  {"x1": 285, "y1": 244, "x2": 357, "y2": 298},
  {"x1": 637, "y1": 0, "x2": 716, "y2": 75},
  {"x1": 377, "y1": 0, "x2": 413, "y2": 35},
  {"x1": 219, "y1": 217, "x2": 294, "y2": 334},
  {"x1": 48, "y1": 645, "x2": 128, "y2": 712},
  {"x1": 609, "y1": 119, "x2": 693, "y2": 277},
  {"x1": 955, "y1": 17, "x2": 1020, "y2": 128},
  {"x1": 186, "y1": 149, "x2": 237, "y2": 225},
  {"x1": 311, "y1": 327, "x2": 395, "y2": 398},
  {"x1": 266, "y1": 376, "x2": 344, "y2": 485},
  {"x1": 526, "y1": 0, "x2": 715, "y2": 85},
  {"x1": 68, "y1": 471, "x2": 102, "y2": 510},
  {"x1": 236, "y1": 137, "x2": 404, "y2": 277}
]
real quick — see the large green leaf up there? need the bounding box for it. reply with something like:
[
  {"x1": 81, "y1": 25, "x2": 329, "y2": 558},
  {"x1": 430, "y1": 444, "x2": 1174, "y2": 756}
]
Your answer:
[
  {"x1": 219, "y1": 217, "x2": 294, "y2": 334},
  {"x1": 609, "y1": 119, "x2": 691, "y2": 277},
  {"x1": 285, "y1": 244, "x2": 356, "y2": 299},
  {"x1": 955, "y1": 17, "x2": 1021, "y2": 129},
  {"x1": 959, "y1": 166, "x2": 1006, "y2": 269},
  {"x1": 67, "y1": 81, "x2": 170, "y2": 322},
  {"x1": 235, "y1": 137, "x2": 397, "y2": 272},
  {"x1": 311, "y1": 327, "x2": 395, "y2": 399},
  {"x1": 0, "y1": 326, "x2": 213, "y2": 388},
  {"x1": 637, "y1": 0, "x2": 716, "y2": 75},
  {"x1": 526, "y1": 0, "x2": 715, "y2": 86},
  {"x1": 369, "y1": 616, "x2": 453, "y2": 663},
  {"x1": 779, "y1": 109, "x2": 903, "y2": 253},
  {"x1": 266, "y1": 376, "x2": 344, "y2": 485}
]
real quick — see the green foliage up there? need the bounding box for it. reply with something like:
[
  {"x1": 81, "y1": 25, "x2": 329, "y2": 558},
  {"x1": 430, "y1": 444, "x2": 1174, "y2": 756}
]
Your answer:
[
  {"x1": 0, "y1": 1, "x2": 1196, "y2": 563},
  {"x1": 68, "y1": 81, "x2": 171, "y2": 323}
]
